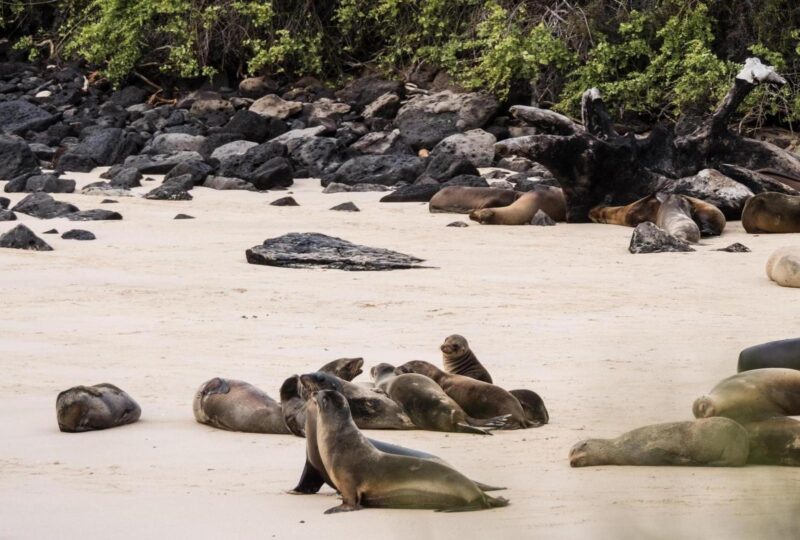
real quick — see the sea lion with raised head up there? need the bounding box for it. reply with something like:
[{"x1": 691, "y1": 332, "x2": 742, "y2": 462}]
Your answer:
[
  {"x1": 588, "y1": 194, "x2": 660, "y2": 227},
  {"x1": 310, "y1": 389, "x2": 510, "y2": 512},
  {"x1": 56, "y1": 383, "x2": 141, "y2": 433},
  {"x1": 316, "y1": 357, "x2": 364, "y2": 381},
  {"x1": 395, "y1": 360, "x2": 533, "y2": 429},
  {"x1": 656, "y1": 193, "x2": 701, "y2": 243},
  {"x1": 739, "y1": 338, "x2": 800, "y2": 372},
  {"x1": 429, "y1": 186, "x2": 520, "y2": 214},
  {"x1": 569, "y1": 418, "x2": 749, "y2": 467},
  {"x1": 743, "y1": 417, "x2": 800, "y2": 466},
  {"x1": 440, "y1": 334, "x2": 492, "y2": 383},
  {"x1": 469, "y1": 186, "x2": 566, "y2": 225},
  {"x1": 193, "y1": 378, "x2": 289, "y2": 434},
  {"x1": 299, "y1": 371, "x2": 414, "y2": 430},
  {"x1": 370, "y1": 363, "x2": 508, "y2": 434},
  {"x1": 693, "y1": 368, "x2": 800, "y2": 422},
  {"x1": 742, "y1": 192, "x2": 800, "y2": 233}
]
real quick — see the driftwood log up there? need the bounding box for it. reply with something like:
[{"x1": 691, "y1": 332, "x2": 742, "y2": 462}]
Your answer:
[{"x1": 496, "y1": 58, "x2": 800, "y2": 222}]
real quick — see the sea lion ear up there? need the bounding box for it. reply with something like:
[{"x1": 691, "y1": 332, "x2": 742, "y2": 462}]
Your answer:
[{"x1": 655, "y1": 192, "x2": 668, "y2": 203}]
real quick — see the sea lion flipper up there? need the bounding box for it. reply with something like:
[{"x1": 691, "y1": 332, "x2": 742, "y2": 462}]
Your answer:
[
  {"x1": 290, "y1": 461, "x2": 326, "y2": 494},
  {"x1": 324, "y1": 503, "x2": 362, "y2": 514},
  {"x1": 471, "y1": 481, "x2": 506, "y2": 492},
  {"x1": 455, "y1": 423, "x2": 492, "y2": 435},
  {"x1": 435, "y1": 495, "x2": 510, "y2": 512}
]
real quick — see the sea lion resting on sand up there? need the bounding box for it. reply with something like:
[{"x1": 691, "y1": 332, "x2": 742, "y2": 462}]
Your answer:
[
  {"x1": 309, "y1": 389, "x2": 509, "y2": 513},
  {"x1": 440, "y1": 335, "x2": 492, "y2": 383},
  {"x1": 508, "y1": 389, "x2": 549, "y2": 426},
  {"x1": 742, "y1": 192, "x2": 800, "y2": 233},
  {"x1": 469, "y1": 186, "x2": 566, "y2": 225},
  {"x1": 291, "y1": 392, "x2": 505, "y2": 495},
  {"x1": 743, "y1": 417, "x2": 800, "y2": 466},
  {"x1": 429, "y1": 186, "x2": 520, "y2": 214},
  {"x1": 395, "y1": 360, "x2": 534, "y2": 429},
  {"x1": 193, "y1": 378, "x2": 290, "y2": 434},
  {"x1": 371, "y1": 363, "x2": 509, "y2": 434},
  {"x1": 693, "y1": 368, "x2": 800, "y2": 422},
  {"x1": 569, "y1": 418, "x2": 749, "y2": 467},
  {"x1": 766, "y1": 247, "x2": 800, "y2": 288},
  {"x1": 56, "y1": 383, "x2": 141, "y2": 433},
  {"x1": 739, "y1": 338, "x2": 800, "y2": 372}
]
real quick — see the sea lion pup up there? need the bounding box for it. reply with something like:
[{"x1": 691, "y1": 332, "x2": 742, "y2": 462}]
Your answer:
[
  {"x1": 766, "y1": 246, "x2": 800, "y2": 288},
  {"x1": 742, "y1": 192, "x2": 800, "y2": 233},
  {"x1": 739, "y1": 338, "x2": 800, "y2": 372},
  {"x1": 588, "y1": 194, "x2": 660, "y2": 227},
  {"x1": 193, "y1": 378, "x2": 289, "y2": 434},
  {"x1": 370, "y1": 363, "x2": 509, "y2": 434},
  {"x1": 684, "y1": 196, "x2": 726, "y2": 236},
  {"x1": 429, "y1": 186, "x2": 519, "y2": 214},
  {"x1": 312, "y1": 389, "x2": 510, "y2": 513},
  {"x1": 395, "y1": 360, "x2": 533, "y2": 429},
  {"x1": 508, "y1": 389, "x2": 549, "y2": 426},
  {"x1": 742, "y1": 417, "x2": 800, "y2": 466},
  {"x1": 291, "y1": 393, "x2": 505, "y2": 494},
  {"x1": 316, "y1": 357, "x2": 364, "y2": 381},
  {"x1": 440, "y1": 334, "x2": 492, "y2": 383},
  {"x1": 299, "y1": 371, "x2": 415, "y2": 430},
  {"x1": 569, "y1": 418, "x2": 749, "y2": 467},
  {"x1": 655, "y1": 193, "x2": 700, "y2": 243},
  {"x1": 56, "y1": 383, "x2": 141, "y2": 433},
  {"x1": 693, "y1": 368, "x2": 800, "y2": 422},
  {"x1": 469, "y1": 186, "x2": 566, "y2": 225}
]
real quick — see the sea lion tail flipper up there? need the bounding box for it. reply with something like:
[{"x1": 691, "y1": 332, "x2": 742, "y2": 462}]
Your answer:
[
  {"x1": 435, "y1": 495, "x2": 510, "y2": 512},
  {"x1": 455, "y1": 423, "x2": 492, "y2": 435},
  {"x1": 471, "y1": 481, "x2": 506, "y2": 492},
  {"x1": 467, "y1": 414, "x2": 512, "y2": 430}
]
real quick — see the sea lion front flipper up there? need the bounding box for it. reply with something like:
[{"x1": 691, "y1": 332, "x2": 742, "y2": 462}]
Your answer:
[
  {"x1": 290, "y1": 461, "x2": 326, "y2": 494},
  {"x1": 455, "y1": 423, "x2": 492, "y2": 435},
  {"x1": 324, "y1": 503, "x2": 362, "y2": 514}
]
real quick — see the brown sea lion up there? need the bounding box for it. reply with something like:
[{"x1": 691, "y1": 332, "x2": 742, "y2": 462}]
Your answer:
[
  {"x1": 569, "y1": 418, "x2": 749, "y2": 467},
  {"x1": 440, "y1": 334, "x2": 492, "y2": 383},
  {"x1": 588, "y1": 194, "x2": 660, "y2": 227},
  {"x1": 684, "y1": 195, "x2": 726, "y2": 236},
  {"x1": 742, "y1": 192, "x2": 800, "y2": 233},
  {"x1": 316, "y1": 357, "x2": 364, "y2": 381},
  {"x1": 766, "y1": 246, "x2": 800, "y2": 288},
  {"x1": 193, "y1": 378, "x2": 289, "y2": 434},
  {"x1": 656, "y1": 193, "x2": 701, "y2": 243},
  {"x1": 370, "y1": 363, "x2": 508, "y2": 434},
  {"x1": 291, "y1": 392, "x2": 505, "y2": 494},
  {"x1": 743, "y1": 417, "x2": 800, "y2": 466},
  {"x1": 395, "y1": 360, "x2": 533, "y2": 429},
  {"x1": 56, "y1": 383, "x2": 141, "y2": 433},
  {"x1": 693, "y1": 368, "x2": 800, "y2": 422},
  {"x1": 299, "y1": 371, "x2": 414, "y2": 430},
  {"x1": 429, "y1": 186, "x2": 520, "y2": 214},
  {"x1": 508, "y1": 389, "x2": 549, "y2": 426},
  {"x1": 310, "y1": 389, "x2": 510, "y2": 513},
  {"x1": 469, "y1": 186, "x2": 566, "y2": 225}
]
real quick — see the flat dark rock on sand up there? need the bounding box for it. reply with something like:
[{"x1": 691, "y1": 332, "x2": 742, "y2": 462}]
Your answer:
[
  {"x1": 67, "y1": 209, "x2": 122, "y2": 221},
  {"x1": 270, "y1": 196, "x2": 299, "y2": 206},
  {"x1": 246, "y1": 232, "x2": 425, "y2": 271},
  {"x1": 447, "y1": 221, "x2": 468, "y2": 227},
  {"x1": 716, "y1": 243, "x2": 751, "y2": 253},
  {"x1": 174, "y1": 214, "x2": 195, "y2": 219},
  {"x1": 62, "y1": 229, "x2": 96, "y2": 240},
  {"x1": 0, "y1": 224, "x2": 52, "y2": 251},
  {"x1": 330, "y1": 202, "x2": 359, "y2": 212}
]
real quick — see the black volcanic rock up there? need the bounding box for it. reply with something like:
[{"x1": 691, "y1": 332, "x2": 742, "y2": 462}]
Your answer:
[
  {"x1": 12, "y1": 193, "x2": 79, "y2": 219},
  {"x1": 0, "y1": 224, "x2": 52, "y2": 251},
  {"x1": 629, "y1": 222, "x2": 694, "y2": 254},
  {"x1": 62, "y1": 229, "x2": 96, "y2": 240}
]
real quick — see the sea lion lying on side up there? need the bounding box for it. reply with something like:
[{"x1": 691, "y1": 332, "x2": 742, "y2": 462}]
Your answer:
[
  {"x1": 742, "y1": 192, "x2": 800, "y2": 233},
  {"x1": 693, "y1": 368, "x2": 800, "y2": 422},
  {"x1": 589, "y1": 194, "x2": 660, "y2": 227},
  {"x1": 193, "y1": 378, "x2": 289, "y2": 434},
  {"x1": 56, "y1": 383, "x2": 141, "y2": 433},
  {"x1": 469, "y1": 186, "x2": 566, "y2": 225},
  {"x1": 429, "y1": 186, "x2": 520, "y2": 214}
]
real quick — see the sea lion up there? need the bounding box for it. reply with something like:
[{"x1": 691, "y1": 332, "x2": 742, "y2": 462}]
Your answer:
[
  {"x1": 440, "y1": 334, "x2": 492, "y2": 383},
  {"x1": 395, "y1": 360, "x2": 533, "y2": 429},
  {"x1": 739, "y1": 338, "x2": 800, "y2": 372},
  {"x1": 429, "y1": 186, "x2": 520, "y2": 214},
  {"x1": 508, "y1": 389, "x2": 549, "y2": 426},
  {"x1": 193, "y1": 378, "x2": 289, "y2": 434},
  {"x1": 310, "y1": 389, "x2": 510, "y2": 512},
  {"x1": 469, "y1": 186, "x2": 566, "y2": 225},
  {"x1": 569, "y1": 418, "x2": 749, "y2": 467},
  {"x1": 743, "y1": 417, "x2": 800, "y2": 466},
  {"x1": 742, "y1": 192, "x2": 800, "y2": 233},
  {"x1": 316, "y1": 357, "x2": 364, "y2": 381},
  {"x1": 685, "y1": 195, "x2": 726, "y2": 236},
  {"x1": 56, "y1": 383, "x2": 141, "y2": 433},
  {"x1": 693, "y1": 368, "x2": 800, "y2": 422},
  {"x1": 291, "y1": 393, "x2": 504, "y2": 494},
  {"x1": 588, "y1": 194, "x2": 660, "y2": 227},
  {"x1": 766, "y1": 246, "x2": 800, "y2": 288},
  {"x1": 299, "y1": 371, "x2": 414, "y2": 430},
  {"x1": 656, "y1": 193, "x2": 700, "y2": 243},
  {"x1": 370, "y1": 363, "x2": 508, "y2": 434}
]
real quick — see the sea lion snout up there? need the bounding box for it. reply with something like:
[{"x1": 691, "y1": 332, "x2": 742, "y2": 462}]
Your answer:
[
  {"x1": 568, "y1": 440, "x2": 591, "y2": 467},
  {"x1": 692, "y1": 396, "x2": 716, "y2": 418},
  {"x1": 469, "y1": 209, "x2": 493, "y2": 224}
]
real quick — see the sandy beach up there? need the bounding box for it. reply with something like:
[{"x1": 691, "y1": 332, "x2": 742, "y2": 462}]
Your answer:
[{"x1": 2, "y1": 171, "x2": 800, "y2": 539}]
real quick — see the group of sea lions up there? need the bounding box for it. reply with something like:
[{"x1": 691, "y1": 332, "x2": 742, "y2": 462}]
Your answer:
[{"x1": 571, "y1": 337, "x2": 800, "y2": 467}]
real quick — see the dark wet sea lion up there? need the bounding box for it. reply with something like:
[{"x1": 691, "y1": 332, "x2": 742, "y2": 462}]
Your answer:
[
  {"x1": 56, "y1": 383, "x2": 141, "y2": 433},
  {"x1": 569, "y1": 418, "x2": 749, "y2": 467},
  {"x1": 370, "y1": 363, "x2": 508, "y2": 434},
  {"x1": 193, "y1": 378, "x2": 289, "y2": 434},
  {"x1": 395, "y1": 360, "x2": 533, "y2": 429},
  {"x1": 299, "y1": 371, "x2": 414, "y2": 430},
  {"x1": 469, "y1": 186, "x2": 566, "y2": 225},
  {"x1": 310, "y1": 389, "x2": 509, "y2": 513},
  {"x1": 508, "y1": 389, "x2": 549, "y2": 426},
  {"x1": 743, "y1": 417, "x2": 800, "y2": 466},
  {"x1": 742, "y1": 192, "x2": 800, "y2": 233},
  {"x1": 588, "y1": 194, "x2": 660, "y2": 227},
  {"x1": 693, "y1": 368, "x2": 800, "y2": 422},
  {"x1": 739, "y1": 338, "x2": 800, "y2": 372},
  {"x1": 684, "y1": 196, "x2": 726, "y2": 236},
  {"x1": 440, "y1": 334, "x2": 492, "y2": 383},
  {"x1": 429, "y1": 186, "x2": 519, "y2": 214},
  {"x1": 317, "y1": 357, "x2": 364, "y2": 381},
  {"x1": 656, "y1": 193, "x2": 700, "y2": 243}
]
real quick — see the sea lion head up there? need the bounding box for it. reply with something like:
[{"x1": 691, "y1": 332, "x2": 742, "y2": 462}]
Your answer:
[
  {"x1": 312, "y1": 389, "x2": 351, "y2": 422},
  {"x1": 469, "y1": 209, "x2": 494, "y2": 224},
  {"x1": 318, "y1": 357, "x2": 364, "y2": 381},
  {"x1": 692, "y1": 396, "x2": 717, "y2": 418},
  {"x1": 441, "y1": 335, "x2": 469, "y2": 357},
  {"x1": 370, "y1": 363, "x2": 396, "y2": 384},
  {"x1": 56, "y1": 388, "x2": 91, "y2": 432},
  {"x1": 299, "y1": 372, "x2": 344, "y2": 395},
  {"x1": 279, "y1": 375, "x2": 302, "y2": 402},
  {"x1": 395, "y1": 360, "x2": 441, "y2": 379},
  {"x1": 568, "y1": 439, "x2": 610, "y2": 467}
]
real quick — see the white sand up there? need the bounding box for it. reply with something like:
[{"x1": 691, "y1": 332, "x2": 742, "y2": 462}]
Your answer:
[{"x1": 2, "y1": 171, "x2": 800, "y2": 539}]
